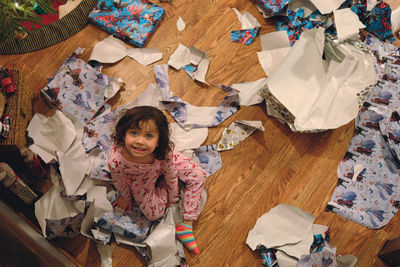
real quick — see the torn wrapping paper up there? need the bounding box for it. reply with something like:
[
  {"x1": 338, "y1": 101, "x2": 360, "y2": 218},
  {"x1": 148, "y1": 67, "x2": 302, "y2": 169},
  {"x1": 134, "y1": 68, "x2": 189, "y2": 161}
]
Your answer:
[
  {"x1": 35, "y1": 166, "x2": 84, "y2": 238},
  {"x1": 246, "y1": 204, "x2": 316, "y2": 259},
  {"x1": 334, "y1": 8, "x2": 365, "y2": 41},
  {"x1": 96, "y1": 210, "x2": 150, "y2": 242},
  {"x1": 40, "y1": 48, "x2": 123, "y2": 125},
  {"x1": 308, "y1": 0, "x2": 345, "y2": 14},
  {"x1": 257, "y1": 31, "x2": 291, "y2": 76},
  {"x1": 250, "y1": 0, "x2": 291, "y2": 17},
  {"x1": 230, "y1": 78, "x2": 267, "y2": 106},
  {"x1": 170, "y1": 122, "x2": 208, "y2": 152},
  {"x1": 27, "y1": 110, "x2": 76, "y2": 164},
  {"x1": 263, "y1": 28, "x2": 377, "y2": 132},
  {"x1": 88, "y1": 0, "x2": 165, "y2": 48},
  {"x1": 192, "y1": 145, "x2": 222, "y2": 177},
  {"x1": 231, "y1": 8, "x2": 261, "y2": 45},
  {"x1": 217, "y1": 120, "x2": 265, "y2": 151},
  {"x1": 154, "y1": 64, "x2": 240, "y2": 129},
  {"x1": 89, "y1": 35, "x2": 162, "y2": 66},
  {"x1": 327, "y1": 34, "x2": 400, "y2": 229},
  {"x1": 298, "y1": 244, "x2": 338, "y2": 267},
  {"x1": 28, "y1": 111, "x2": 94, "y2": 196},
  {"x1": 392, "y1": 5, "x2": 400, "y2": 34},
  {"x1": 231, "y1": 28, "x2": 260, "y2": 45},
  {"x1": 351, "y1": 1, "x2": 395, "y2": 43},
  {"x1": 168, "y1": 44, "x2": 210, "y2": 83},
  {"x1": 97, "y1": 243, "x2": 114, "y2": 267},
  {"x1": 177, "y1": 16, "x2": 186, "y2": 31}
]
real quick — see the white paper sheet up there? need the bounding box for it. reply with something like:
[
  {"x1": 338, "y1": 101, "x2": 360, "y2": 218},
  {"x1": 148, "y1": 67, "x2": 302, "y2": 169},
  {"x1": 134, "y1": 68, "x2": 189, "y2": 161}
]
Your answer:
[
  {"x1": 266, "y1": 27, "x2": 377, "y2": 131},
  {"x1": 260, "y1": 31, "x2": 291, "y2": 51},
  {"x1": 123, "y1": 83, "x2": 163, "y2": 110},
  {"x1": 57, "y1": 114, "x2": 93, "y2": 196},
  {"x1": 86, "y1": 186, "x2": 114, "y2": 220},
  {"x1": 186, "y1": 104, "x2": 219, "y2": 125},
  {"x1": 177, "y1": 16, "x2": 186, "y2": 31},
  {"x1": 257, "y1": 48, "x2": 291, "y2": 77},
  {"x1": 257, "y1": 31, "x2": 291, "y2": 77},
  {"x1": 168, "y1": 43, "x2": 192, "y2": 70},
  {"x1": 246, "y1": 204, "x2": 315, "y2": 253},
  {"x1": 334, "y1": 8, "x2": 365, "y2": 41},
  {"x1": 170, "y1": 122, "x2": 208, "y2": 152},
  {"x1": 231, "y1": 78, "x2": 267, "y2": 106},
  {"x1": 232, "y1": 8, "x2": 261, "y2": 29},
  {"x1": 27, "y1": 111, "x2": 76, "y2": 163},
  {"x1": 90, "y1": 35, "x2": 162, "y2": 66},
  {"x1": 309, "y1": 0, "x2": 345, "y2": 14}
]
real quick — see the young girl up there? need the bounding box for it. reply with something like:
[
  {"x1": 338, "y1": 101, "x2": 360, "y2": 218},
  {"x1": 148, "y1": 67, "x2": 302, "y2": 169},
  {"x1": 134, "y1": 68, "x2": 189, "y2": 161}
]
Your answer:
[{"x1": 108, "y1": 106, "x2": 206, "y2": 254}]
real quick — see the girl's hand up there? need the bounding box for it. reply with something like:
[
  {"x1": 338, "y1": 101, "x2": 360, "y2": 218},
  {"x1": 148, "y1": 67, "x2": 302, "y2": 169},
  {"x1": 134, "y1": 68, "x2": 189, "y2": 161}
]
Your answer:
[{"x1": 113, "y1": 197, "x2": 133, "y2": 212}]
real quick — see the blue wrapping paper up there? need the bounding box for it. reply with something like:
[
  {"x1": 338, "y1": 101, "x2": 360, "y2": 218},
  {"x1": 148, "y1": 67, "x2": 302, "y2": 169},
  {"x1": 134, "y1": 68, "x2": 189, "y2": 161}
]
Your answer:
[
  {"x1": 327, "y1": 35, "x2": 400, "y2": 229},
  {"x1": 351, "y1": 1, "x2": 395, "y2": 43},
  {"x1": 88, "y1": 0, "x2": 165, "y2": 48},
  {"x1": 231, "y1": 28, "x2": 260, "y2": 45},
  {"x1": 96, "y1": 210, "x2": 151, "y2": 242},
  {"x1": 251, "y1": 0, "x2": 290, "y2": 17}
]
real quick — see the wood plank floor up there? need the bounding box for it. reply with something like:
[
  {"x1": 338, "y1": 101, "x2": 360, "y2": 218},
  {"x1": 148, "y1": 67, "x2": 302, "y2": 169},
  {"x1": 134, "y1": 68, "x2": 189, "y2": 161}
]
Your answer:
[{"x1": 1, "y1": 0, "x2": 399, "y2": 266}]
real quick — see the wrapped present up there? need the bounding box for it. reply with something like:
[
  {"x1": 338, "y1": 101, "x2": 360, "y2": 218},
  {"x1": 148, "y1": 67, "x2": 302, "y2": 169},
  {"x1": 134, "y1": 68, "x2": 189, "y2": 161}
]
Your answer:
[
  {"x1": 88, "y1": 0, "x2": 165, "y2": 48},
  {"x1": 0, "y1": 162, "x2": 38, "y2": 205}
]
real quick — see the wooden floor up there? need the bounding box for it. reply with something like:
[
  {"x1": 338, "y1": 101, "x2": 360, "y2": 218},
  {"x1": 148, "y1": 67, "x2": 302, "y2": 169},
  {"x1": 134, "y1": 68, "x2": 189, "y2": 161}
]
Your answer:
[{"x1": 1, "y1": 0, "x2": 400, "y2": 266}]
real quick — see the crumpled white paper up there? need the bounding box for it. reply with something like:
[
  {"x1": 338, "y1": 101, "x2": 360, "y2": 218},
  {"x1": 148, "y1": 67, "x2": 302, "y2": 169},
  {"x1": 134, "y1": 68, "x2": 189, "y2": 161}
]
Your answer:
[
  {"x1": 123, "y1": 83, "x2": 163, "y2": 110},
  {"x1": 246, "y1": 204, "x2": 316, "y2": 259},
  {"x1": 177, "y1": 16, "x2": 186, "y2": 31},
  {"x1": 27, "y1": 110, "x2": 75, "y2": 164},
  {"x1": 232, "y1": 8, "x2": 261, "y2": 29},
  {"x1": 230, "y1": 78, "x2": 267, "y2": 106},
  {"x1": 90, "y1": 35, "x2": 162, "y2": 66},
  {"x1": 334, "y1": 8, "x2": 365, "y2": 41},
  {"x1": 257, "y1": 31, "x2": 291, "y2": 76},
  {"x1": 168, "y1": 44, "x2": 210, "y2": 83},
  {"x1": 266, "y1": 27, "x2": 377, "y2": 131}
]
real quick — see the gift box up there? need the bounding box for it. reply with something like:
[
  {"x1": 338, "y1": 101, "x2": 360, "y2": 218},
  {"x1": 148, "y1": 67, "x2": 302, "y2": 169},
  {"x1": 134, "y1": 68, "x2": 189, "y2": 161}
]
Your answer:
[{"x1": 88, "y1": 0, "x2": 165, "y2": 48}]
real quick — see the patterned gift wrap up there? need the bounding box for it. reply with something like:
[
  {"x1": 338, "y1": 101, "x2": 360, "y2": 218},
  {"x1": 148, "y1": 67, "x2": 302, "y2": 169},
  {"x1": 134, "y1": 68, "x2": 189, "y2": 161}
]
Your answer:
[{"x1": 88, "y1": 0, "x2": 165, "y2": 48}]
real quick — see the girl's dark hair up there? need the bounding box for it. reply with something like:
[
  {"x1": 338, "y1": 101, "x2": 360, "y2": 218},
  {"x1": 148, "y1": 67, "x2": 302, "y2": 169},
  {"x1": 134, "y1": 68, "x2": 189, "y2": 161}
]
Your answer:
[{"x1": 112, "y1": 106, "x2": 174, "y2": 160}]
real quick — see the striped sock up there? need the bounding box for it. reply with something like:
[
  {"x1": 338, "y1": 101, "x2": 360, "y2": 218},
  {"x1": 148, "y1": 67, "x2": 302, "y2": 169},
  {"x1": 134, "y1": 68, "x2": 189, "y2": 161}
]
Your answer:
[{"x1": 175, "y1": 222, "x2": 199, "y2": 254}]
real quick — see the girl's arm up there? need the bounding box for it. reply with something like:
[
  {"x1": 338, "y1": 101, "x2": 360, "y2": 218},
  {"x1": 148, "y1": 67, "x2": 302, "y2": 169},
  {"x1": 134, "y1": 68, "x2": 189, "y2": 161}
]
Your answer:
[
  {"x1": 108, "y1": 160, "x2": 132, "y2": 202},
  {"x1": 162, "y1": 151, "x2": 179, "y2": 204}
]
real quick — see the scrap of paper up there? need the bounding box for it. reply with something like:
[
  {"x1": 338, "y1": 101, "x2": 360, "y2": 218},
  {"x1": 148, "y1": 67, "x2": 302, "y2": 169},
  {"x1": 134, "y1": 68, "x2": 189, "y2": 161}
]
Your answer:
[
  {"x1": 177, "y1": 16, "x2": 186, "y2": 31},
  {"x1": 170, "y1": 122, "x2": 208, "y2": 152},
  {"x1": 287, "y1": 0, "x2": 317, "y2": 18},
  {"x1": 232, "y1": 8, "x2": 261, "y2": 29},
  {"x1": 392, "y1": 5, "x2": 400, "y2": 33},
  {"x1": 231, "y1": 28, "x2": 260, "y2": 45},
  {"x1": 154, "y1": 65, "x2": 239, "y2": 129},
  {"x1": 230, "y1": 78, "x2": 267, "y2": 106},
  {"x1": 246, "y1": 204, "x2": 316, "y2": 258},
  {"x1": 97, "y1": 243, "x2": 114, "y2": 267},
  {"x1": 27, "y1": 110, "x2": 75, "y2": 163},
  {"x1": 231, "y1": 8, "x2": 261, "y2": 45},
  {"x1": 217, "y1": 120, "x2": 264, "y2": 151},
  {"x1": 192, "y1": 145, "x2": 222, "y2": 177},
  {"x1": 266, "y1": 27, "x2": 377, "y2": 131},
  {"x1": 309, "y1": 0, "x2": 345, "y2": 14},
  {"x1": 168, "y1": 44, "x2": 210, "y2": 83},
  {"x1": 90, "y1": 35, "x2": 162, "y2": 66},
  {"x1": 257, "y1": 31, "x2": 291, "y2": 76},
  {"x1": 334, "y1": 8, "x2": 365, "y2": 41}
]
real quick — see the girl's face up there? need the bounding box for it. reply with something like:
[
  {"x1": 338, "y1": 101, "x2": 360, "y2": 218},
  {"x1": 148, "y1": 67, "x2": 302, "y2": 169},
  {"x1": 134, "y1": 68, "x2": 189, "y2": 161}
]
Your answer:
[{"x1": 122, "y1": 120, "x2": 159, "y2": 164}]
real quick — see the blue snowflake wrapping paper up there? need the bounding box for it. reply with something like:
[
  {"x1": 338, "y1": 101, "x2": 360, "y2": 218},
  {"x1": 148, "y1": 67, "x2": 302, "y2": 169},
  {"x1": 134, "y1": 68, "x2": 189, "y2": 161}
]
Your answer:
[
  {"x1": 328, "y1": 35, "x2": 400, "y2": 229},
  {"x1": 96, "y1": 210, "x2": 151, "y2": 242},
  {"x1": 88, "y1": 0, "x2": 165, "y2": 48}
]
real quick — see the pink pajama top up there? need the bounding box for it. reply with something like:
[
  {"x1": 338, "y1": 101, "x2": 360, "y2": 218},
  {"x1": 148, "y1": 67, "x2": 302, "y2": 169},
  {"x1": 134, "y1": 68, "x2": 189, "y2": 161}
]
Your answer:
[{"x1": 108, "y1": 145, "x2": 206, "y2": 221}]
